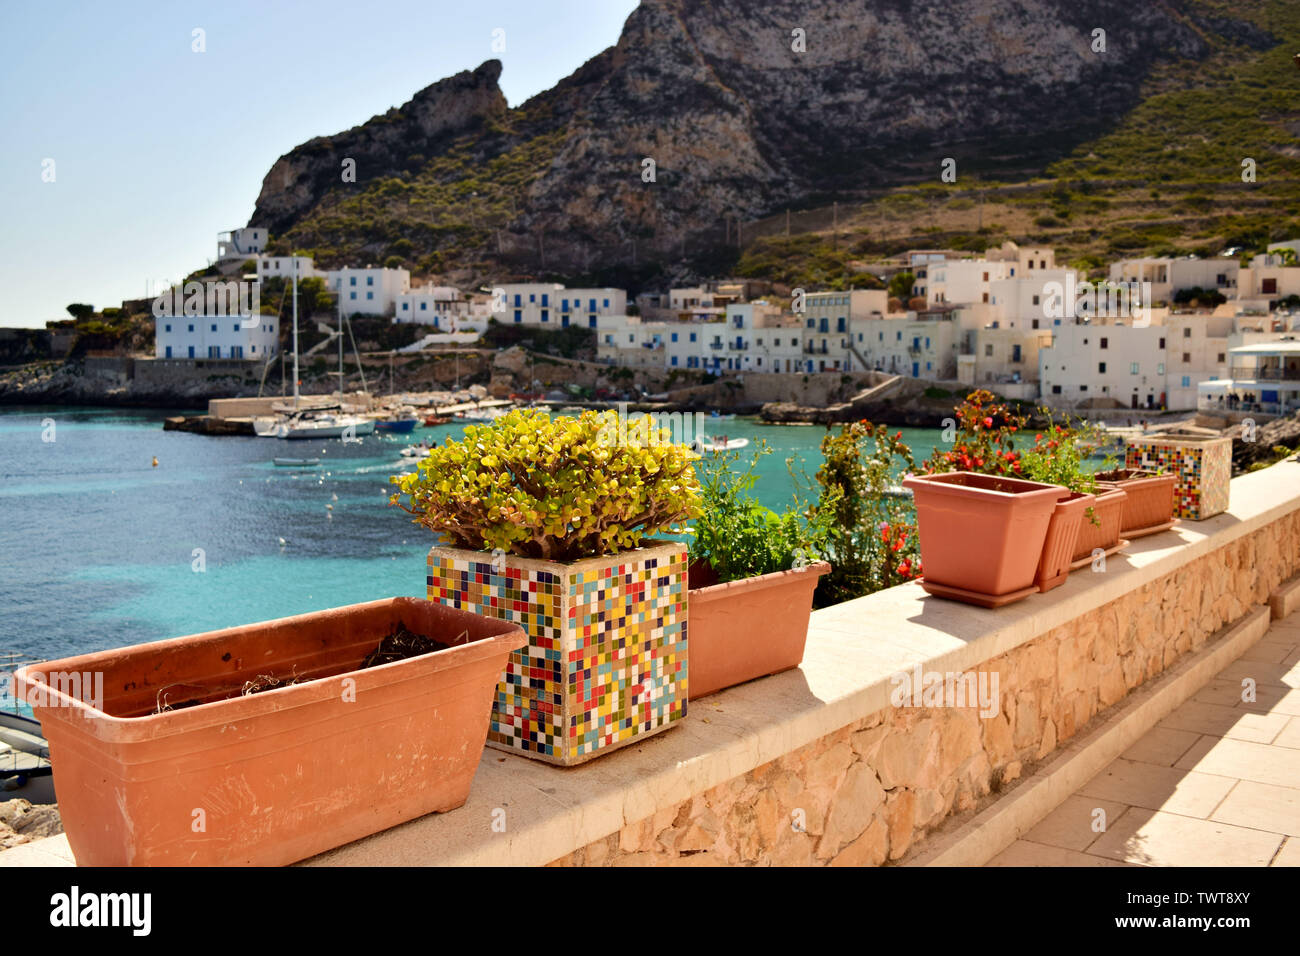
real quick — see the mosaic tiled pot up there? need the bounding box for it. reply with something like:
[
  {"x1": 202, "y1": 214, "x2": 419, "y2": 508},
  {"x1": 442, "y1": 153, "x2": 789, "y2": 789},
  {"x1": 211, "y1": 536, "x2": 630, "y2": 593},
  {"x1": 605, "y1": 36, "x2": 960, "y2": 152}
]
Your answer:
[
  {"x1": 426, "y1": 541, "x2": 688, "y2": 766},
  {"x1": 1125, "y1": 435, "x2": 1231, "y2": 520},
  {"x1": 14, "y1": 598, "x2": 525, "y2": 866}
]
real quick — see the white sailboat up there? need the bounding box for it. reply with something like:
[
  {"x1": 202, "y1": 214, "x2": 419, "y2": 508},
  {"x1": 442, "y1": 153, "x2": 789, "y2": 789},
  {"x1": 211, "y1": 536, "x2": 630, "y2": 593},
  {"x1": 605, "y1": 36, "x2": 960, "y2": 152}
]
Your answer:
[{"x1": 256, "y1": 262, "x2": 375, "y2": 441}]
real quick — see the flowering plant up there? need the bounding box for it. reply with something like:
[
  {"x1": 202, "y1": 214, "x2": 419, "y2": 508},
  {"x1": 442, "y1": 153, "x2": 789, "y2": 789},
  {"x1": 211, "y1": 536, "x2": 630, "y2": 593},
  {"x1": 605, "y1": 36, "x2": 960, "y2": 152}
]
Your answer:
[
  {"x1": 808, "y1": 420, "x2": 922, "y2": 606},
  {"x1": 923, "y1": 389, "x2": 1028, "y2": 476}
]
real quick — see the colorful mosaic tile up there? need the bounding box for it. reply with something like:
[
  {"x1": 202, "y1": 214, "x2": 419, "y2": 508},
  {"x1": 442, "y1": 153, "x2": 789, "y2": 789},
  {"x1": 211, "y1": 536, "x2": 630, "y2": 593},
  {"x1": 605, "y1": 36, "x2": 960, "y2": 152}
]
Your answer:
[
  {"x1": 426, "y1": 542, "x2": 688, "y2": 765},
  {"x1": 1125, "y1": 436, "x2": 1231, "y2": 521}
]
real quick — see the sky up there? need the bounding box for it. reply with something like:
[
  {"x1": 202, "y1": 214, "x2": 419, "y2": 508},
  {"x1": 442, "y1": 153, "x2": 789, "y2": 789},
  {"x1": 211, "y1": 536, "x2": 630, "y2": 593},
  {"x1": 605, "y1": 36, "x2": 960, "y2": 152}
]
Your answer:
[{"x1": 0, "y1": 0, "x2": 639, "y2": 328}]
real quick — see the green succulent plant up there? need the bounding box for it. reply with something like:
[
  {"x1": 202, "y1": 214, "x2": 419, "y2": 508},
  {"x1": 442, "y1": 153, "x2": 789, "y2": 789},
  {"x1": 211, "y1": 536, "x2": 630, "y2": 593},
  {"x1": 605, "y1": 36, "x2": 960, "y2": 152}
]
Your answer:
[{"x1": 389, "y1": 409, "x2": 702, "y2": 561}]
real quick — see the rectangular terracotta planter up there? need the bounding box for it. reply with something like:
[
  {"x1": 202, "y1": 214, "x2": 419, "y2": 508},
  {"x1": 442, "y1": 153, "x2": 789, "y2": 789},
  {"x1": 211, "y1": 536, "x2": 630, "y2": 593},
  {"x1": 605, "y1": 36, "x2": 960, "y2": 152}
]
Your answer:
[
  {"x1": 1094, "y1": 469, "x2": 1177, "y2": 535},
  {"x1": 13, "y1": 597, "x2": 525, "y2": 866},
  {"x1": 426, "y1": 541, "x2": 688, "y2": 766},
  {"x1": 1072, "y1": 486, "x2": 1128, "y2": 563},
  {"x1": 687, "y1": 561, "x2": 831, "y2": 700},
  {"x1": 1125, "y1": 434, "x2": 1232, "y2": 520},
  {"x1": 902, "y1": 472, "x2": 1066, "y2": 607},
  {"x1": 1036, "y1": 491, "x2": 1094, "y2": 592}
]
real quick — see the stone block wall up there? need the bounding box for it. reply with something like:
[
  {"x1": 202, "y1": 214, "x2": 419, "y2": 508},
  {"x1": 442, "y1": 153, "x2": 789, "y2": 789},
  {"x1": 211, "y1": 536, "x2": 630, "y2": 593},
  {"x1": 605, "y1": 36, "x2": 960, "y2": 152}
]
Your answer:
[{"x1": 549, "y1": 509, "x2": 1300, "y2": 866}]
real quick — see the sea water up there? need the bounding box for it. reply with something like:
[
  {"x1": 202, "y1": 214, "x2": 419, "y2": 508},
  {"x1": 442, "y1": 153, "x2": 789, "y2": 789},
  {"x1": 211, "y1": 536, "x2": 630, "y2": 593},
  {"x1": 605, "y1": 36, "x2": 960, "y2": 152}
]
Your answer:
[{"x1": 0, "y1": 406, "x2": 942, "y2": 661}]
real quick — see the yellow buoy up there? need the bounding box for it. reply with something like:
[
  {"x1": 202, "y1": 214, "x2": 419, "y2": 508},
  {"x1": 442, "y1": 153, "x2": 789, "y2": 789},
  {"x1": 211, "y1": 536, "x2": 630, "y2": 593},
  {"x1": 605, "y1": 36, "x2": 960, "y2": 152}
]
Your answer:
[{"x1": 151, "y1": 456, "x2": 158, "y2": 468}]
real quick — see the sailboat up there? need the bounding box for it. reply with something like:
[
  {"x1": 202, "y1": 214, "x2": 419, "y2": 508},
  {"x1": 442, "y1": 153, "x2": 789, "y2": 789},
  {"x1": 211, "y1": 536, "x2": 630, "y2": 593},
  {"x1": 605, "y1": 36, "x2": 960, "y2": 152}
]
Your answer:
[
  {"x1": 256, "y1": 261, "x2": 374, "y2": 441},
  {"x1": 374, "y1": 352, "x2": 420, "y2": 432}
]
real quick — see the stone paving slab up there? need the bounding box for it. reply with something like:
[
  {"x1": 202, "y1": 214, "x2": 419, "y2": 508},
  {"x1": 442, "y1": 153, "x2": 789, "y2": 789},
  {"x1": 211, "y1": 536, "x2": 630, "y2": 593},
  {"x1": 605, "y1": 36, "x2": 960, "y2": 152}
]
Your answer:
[{"x1": 989, "y1": 601, "x2": 1300, "y2": 867}]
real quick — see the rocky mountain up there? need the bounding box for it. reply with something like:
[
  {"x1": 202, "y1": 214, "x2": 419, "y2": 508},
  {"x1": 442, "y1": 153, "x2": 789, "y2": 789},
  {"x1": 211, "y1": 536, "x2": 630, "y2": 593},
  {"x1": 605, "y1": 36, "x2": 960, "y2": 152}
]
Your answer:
[{"x1": 249, "y1": 0, "x2": 1283, "y2": 285}]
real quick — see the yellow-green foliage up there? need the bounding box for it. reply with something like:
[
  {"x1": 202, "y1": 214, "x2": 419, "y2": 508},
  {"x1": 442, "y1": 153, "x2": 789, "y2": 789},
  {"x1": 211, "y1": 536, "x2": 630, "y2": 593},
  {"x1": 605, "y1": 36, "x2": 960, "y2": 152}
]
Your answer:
[{"x1": 390, "y1": 409, "x2": 702, "y2": 560}]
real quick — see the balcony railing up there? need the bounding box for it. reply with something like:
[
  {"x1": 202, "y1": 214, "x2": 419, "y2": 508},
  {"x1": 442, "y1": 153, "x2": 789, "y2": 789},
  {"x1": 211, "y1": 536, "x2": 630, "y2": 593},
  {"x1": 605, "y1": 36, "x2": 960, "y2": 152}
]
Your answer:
[{"x1": 1229, "y1": 366, "x2": 1300, "y2": 382}]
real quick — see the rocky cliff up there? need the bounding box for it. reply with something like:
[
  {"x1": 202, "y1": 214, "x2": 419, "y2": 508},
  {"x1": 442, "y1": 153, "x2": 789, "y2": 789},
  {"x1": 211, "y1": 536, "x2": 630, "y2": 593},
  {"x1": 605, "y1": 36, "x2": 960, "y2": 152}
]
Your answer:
[{"x1": 250, "y1": 0, "x2": 1272, "y2": 282}]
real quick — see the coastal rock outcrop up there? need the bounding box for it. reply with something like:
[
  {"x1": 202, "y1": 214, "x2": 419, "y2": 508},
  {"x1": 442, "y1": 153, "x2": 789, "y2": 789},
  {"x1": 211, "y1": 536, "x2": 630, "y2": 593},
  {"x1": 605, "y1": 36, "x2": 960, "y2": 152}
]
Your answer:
[{"x1": 250, "y1": 0, "x2": 1232, "y2": 279}]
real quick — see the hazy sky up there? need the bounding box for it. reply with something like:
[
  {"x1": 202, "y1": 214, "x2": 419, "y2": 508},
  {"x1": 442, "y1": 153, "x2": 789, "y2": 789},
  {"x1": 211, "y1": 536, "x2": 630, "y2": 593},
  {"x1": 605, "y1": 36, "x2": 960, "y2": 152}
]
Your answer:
[{"x1": 0, "y1": 0, "x2": 639, "y2": 328}]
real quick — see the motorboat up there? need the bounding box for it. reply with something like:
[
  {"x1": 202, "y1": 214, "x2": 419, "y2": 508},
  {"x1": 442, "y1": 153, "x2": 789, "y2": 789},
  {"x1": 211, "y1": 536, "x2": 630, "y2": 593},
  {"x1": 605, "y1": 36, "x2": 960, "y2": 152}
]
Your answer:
[
  {"x1": 1, "y1": 710, "x2": 54, "y2": 804},
  {"x1": 273, "y1": 457, "x2": 321, "y2": 467},
  {"x1": 423, "y1": 414, "x2": 451, "y2": 426},
  {"x1": 690, "y1": 436, "x2": 750, "y2": 453},
  {"x1": 375, "y1": 417, "x2": 419, "y2": 434}
]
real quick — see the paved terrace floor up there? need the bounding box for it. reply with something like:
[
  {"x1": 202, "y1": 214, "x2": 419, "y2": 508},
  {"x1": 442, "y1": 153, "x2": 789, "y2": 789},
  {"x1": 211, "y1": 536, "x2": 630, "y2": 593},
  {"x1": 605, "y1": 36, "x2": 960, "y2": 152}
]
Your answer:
[{"x1": 989, "y1": 611, "x2": 1300, "y2": 867}]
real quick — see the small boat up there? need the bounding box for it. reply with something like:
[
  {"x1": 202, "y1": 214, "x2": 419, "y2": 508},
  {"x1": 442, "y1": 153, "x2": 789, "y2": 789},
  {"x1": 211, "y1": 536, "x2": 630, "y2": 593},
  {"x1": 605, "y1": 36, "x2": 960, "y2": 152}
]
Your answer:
[
  {"x1": 1, "y1": 655, "x2": 55, "y2": 804},
  {"x1": 1, "y1": 711, "x2": 54, "y2": 804},
  {"x1": 375, "y1": 417, "x2": 419, "y2": 434},
  {"x1": 273, "y1": 457, "x2": 321, "y2": 467},
  {"x1": 399, "y1": 443, "x2": 432, "y2": 458},
  {"x1": 284, "y1": 414, "x2": 377, "y2": 440},
  {"x1": 708, "y1": 411, "x2": 736, "y2": 421},
  {"x1": 423, "y1": 414, "x2": 451, "y2": 426},
  {"x1": 690, "y1": 436, "x2": 750, "y2": 453}
]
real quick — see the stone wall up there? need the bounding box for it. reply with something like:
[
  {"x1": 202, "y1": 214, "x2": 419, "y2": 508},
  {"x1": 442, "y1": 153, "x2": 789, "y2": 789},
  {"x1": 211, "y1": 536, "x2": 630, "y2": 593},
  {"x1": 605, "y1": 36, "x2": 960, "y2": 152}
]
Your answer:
[{"x1": 550, "y1": 509, "x2": 1300, "y2": 866}]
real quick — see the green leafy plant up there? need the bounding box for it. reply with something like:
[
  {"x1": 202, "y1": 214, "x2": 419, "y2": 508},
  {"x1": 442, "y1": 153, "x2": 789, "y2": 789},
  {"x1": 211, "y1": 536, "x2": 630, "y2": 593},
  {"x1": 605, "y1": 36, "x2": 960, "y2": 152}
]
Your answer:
[
  {"x1": 390, "y1": 409, "x2": 701, "y2": 560},
  {"x1": 687, "y1": 441, "x2": 827, "y2": 584},
  {"x1": 807, "y1": 421, "x2": 921, "y2": 607}
]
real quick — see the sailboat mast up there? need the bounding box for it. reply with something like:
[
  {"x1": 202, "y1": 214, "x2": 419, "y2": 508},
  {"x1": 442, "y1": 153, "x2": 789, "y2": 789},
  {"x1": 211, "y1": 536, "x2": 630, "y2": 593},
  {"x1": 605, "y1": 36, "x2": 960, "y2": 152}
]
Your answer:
[{"x1": 291, "y1": 259, "x2": 300, "y2": 410}]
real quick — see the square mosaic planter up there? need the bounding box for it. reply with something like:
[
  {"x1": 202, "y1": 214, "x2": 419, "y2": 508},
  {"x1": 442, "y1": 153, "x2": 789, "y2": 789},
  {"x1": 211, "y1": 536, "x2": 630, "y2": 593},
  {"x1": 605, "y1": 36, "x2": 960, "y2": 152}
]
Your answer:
[
  {"x1": 1125, "y1": 434, "x2": 1231, "y2": 521},
  {"x1": 426, "y1": 541, "x2": 688, "y2": 766}
]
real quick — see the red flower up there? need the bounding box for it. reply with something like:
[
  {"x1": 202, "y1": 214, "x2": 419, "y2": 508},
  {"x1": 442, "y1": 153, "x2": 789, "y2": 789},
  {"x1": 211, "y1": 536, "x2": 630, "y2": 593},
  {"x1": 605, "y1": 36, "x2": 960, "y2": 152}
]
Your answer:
[{"x1": 983, "y1": 417, "x2": 993, "y2": 428}]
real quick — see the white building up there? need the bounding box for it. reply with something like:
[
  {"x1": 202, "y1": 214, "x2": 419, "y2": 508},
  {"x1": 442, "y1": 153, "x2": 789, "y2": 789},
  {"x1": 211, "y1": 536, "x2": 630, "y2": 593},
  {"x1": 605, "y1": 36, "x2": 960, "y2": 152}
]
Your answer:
[
  {"x1": 394, "y1": 286, "x2": 463, "y2": 328},
  {"x1": 853, "y1": 311, "x2": 960, "y2": 380},
  {"x1": 327, "y1": 267, "x2": 410, "y2": 316},
  {"x1": 494, "y1": 284, "x2": 627, "y2": 328},
  {"x1": 1202, "y1": 340, "x2": 1300, "y2": 415},
  {"x1": 1039, "y1": 322, "x2": 1167, "y2": 410},
  {"x1": 798, "y1": 290, "x2": 888, "y2": 372},
  {"x1": 256, "y1": 256, "x2": 323, "y2": 282},
  {"x1": 217, "y1": 227, "x2": 268, "y2": 262},
  {"x1": 1108, "y1": 256, "x2": 1239, "y2": 304},
  {"x1": 1239, "y1": 256, "x2": 1300, "y2": 300},
  {"x1": 154, "y1": 292, "x2": 278, "y2": 362}
]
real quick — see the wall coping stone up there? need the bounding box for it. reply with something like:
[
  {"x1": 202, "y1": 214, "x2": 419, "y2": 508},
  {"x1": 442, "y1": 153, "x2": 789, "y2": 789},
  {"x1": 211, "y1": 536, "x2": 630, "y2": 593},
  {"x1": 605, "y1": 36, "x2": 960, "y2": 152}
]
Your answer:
[{"x1": 288, "y1": 460, "x2": 1295, "y2": 866}]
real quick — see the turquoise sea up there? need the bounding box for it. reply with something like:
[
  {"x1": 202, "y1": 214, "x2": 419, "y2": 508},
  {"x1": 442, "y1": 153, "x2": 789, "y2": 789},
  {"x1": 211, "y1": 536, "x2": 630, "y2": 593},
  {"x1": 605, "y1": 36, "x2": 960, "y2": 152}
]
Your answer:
[{"x1": 0, "y1": 406, "x2": 942, "y2": 663}]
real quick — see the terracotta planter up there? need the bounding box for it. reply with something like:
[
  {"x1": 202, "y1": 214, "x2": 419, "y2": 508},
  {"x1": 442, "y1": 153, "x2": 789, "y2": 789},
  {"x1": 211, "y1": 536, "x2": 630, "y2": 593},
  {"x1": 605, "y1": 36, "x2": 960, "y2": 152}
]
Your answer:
[
  {"x1": 1035, "y1": 491, "x2": 1095, "y2": 592},
  {"x1": 1094, "y1": 469, "x2": 1177, "y2": 535},
  {"x1": 687, "y1": 561, "x2": 831, "y2": 700},
  {"x1": 13, "y1": 597, "x2": 525, "y2": 866},
  {"x1": 1125, "y1": 434, "x2": 1232, "y2": 520},
  {"x1": 426, "y1": 541, "x2": 688, "y2": 766},
  {"x1": 1072, "y1": 486, "x2": 1128, "y2": 563},
  {"x1": 902, "y1": 472, "x2": 1066, "y2": 607}
]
